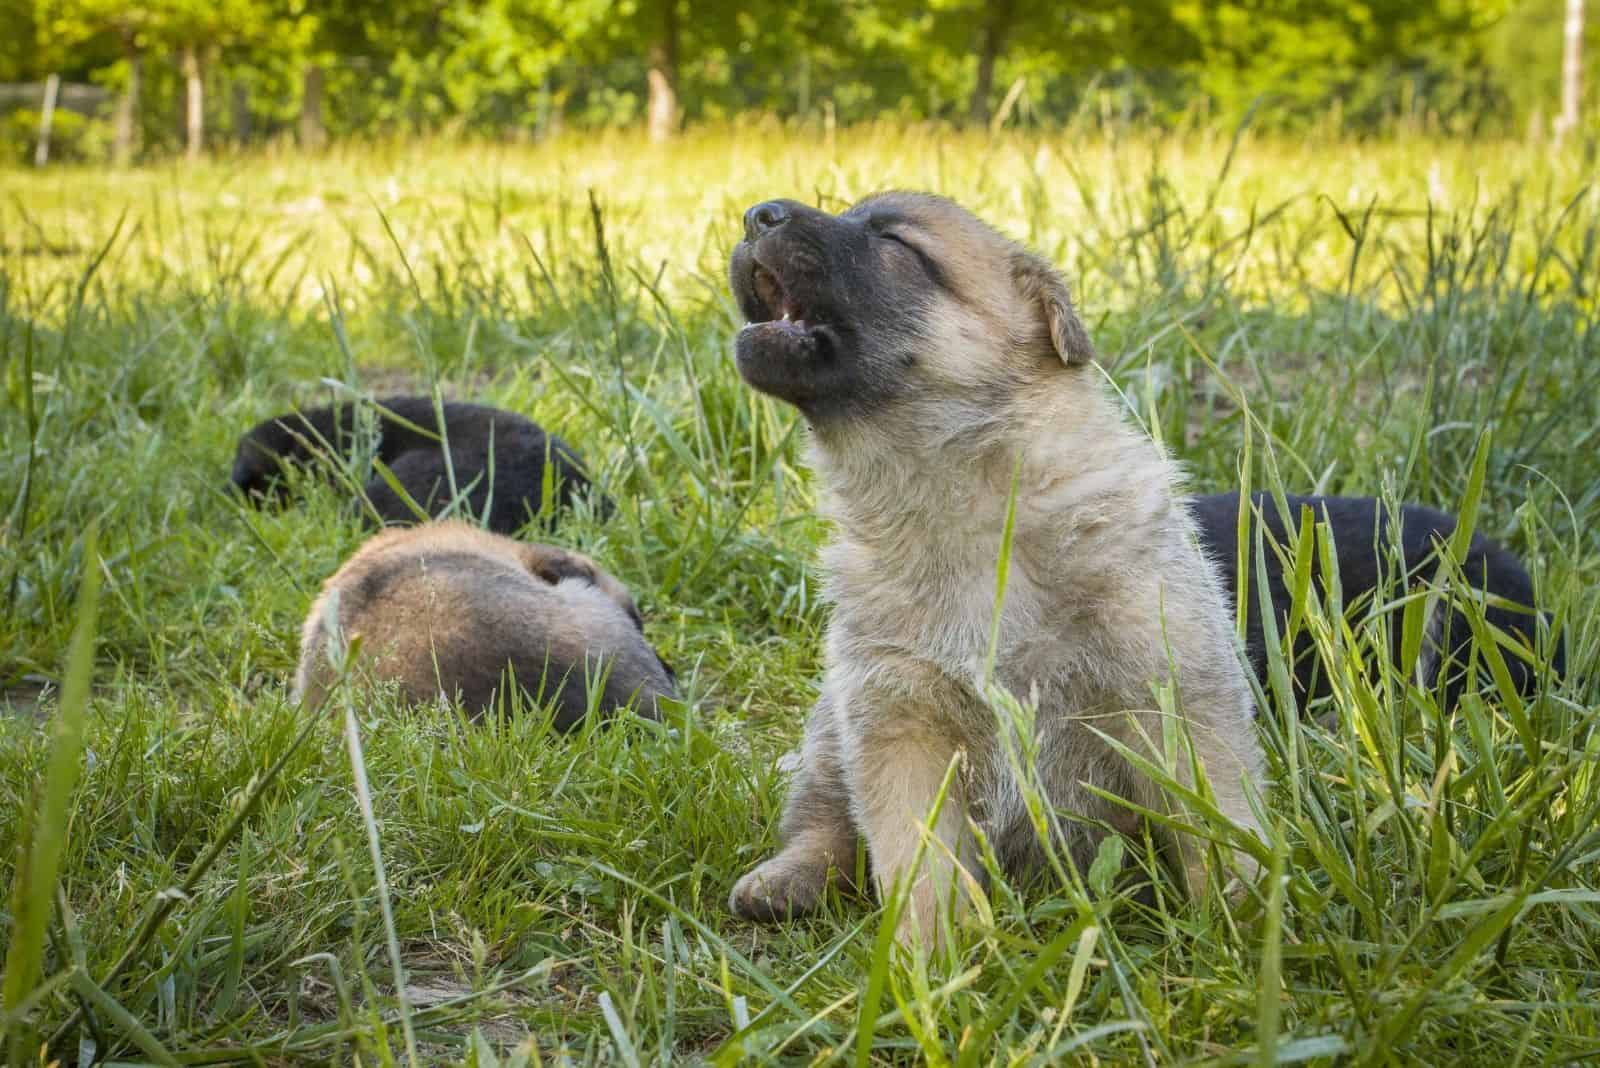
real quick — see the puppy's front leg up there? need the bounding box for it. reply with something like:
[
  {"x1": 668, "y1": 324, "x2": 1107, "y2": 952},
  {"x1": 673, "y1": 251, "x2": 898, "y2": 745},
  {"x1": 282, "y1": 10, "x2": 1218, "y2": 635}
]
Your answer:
[
  {"x1": 848, "y1": 715, "x2": 974, "y2": 951},
  {"x1": 1120, "y1": 701, "x2": 1265, "y2": 900},
  {"x1": 730, "y1": 695, "x2": 860, "y2": 921},
  {"x1": 1178, "y1": 725, "x2": 1265, "y2": 898}
]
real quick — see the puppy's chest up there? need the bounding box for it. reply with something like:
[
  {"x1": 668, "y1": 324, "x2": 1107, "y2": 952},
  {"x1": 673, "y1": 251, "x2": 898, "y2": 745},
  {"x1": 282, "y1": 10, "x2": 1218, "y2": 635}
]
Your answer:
[{"x1": 823, "y1": 540, "x2": 1087, "y2": 685}]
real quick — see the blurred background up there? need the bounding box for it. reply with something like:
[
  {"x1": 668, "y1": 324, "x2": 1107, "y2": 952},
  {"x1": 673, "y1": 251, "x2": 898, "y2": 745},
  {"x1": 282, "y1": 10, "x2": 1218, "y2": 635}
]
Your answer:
[{"x1": 2, "y1": 0, "x2": 1595, "y2": 165}]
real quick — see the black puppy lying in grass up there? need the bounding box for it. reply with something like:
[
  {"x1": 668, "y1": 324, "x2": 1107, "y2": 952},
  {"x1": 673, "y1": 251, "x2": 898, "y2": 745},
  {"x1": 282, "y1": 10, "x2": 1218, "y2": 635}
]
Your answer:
[
  {"x1": 231, "y1": 395, "x2": 611, "y2": 533},
  {"x1": 1188, "y1": 492, "x2": 1563, "y2": 708}
]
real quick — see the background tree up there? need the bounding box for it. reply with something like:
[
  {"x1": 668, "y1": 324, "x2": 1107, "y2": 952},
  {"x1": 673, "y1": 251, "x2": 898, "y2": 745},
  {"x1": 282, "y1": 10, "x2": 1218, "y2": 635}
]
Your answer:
[
  {"x1": 150, "y1": 0, "x2": 281, "y2": 159},
  {"x1": 1173, "y1": 0, "x2": 1510, "y2": 128},
  {"x1": 7, "y1": 0, "x2": 1592, "y2": 160},
  {"x1": 573, "y1": 0, "x2": 696, "y2": 141},
  {"x1": 37, "y1": 1, "x2": 159, "y2": 164},
  {"x1": 646, "y1": 0, "x2": 679, "y2": 141},
  {"x1": 845, "y1": 1, "x2": 1198, "y2": 126},
  {"x1": 1555, "y1": 0, "x2": 1585, "y2": 139},
  {"x1": 0, "y1": 4, "x2": 41, "y2": 82}
]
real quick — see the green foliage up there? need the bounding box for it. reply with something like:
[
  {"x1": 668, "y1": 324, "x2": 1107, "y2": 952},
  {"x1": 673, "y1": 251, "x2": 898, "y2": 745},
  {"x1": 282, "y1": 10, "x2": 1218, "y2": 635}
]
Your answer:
[
  {"x1": 5, "y1": 0, "x2": 1593, "y2": 152},
  {"x1": 0, "y1": 109, "x2": 111, "y2": 164},
  {"x1": 0, "y1": 1, "x2": 41, "y2": 82},
  {"x1": 1487, "y1": 0, "x2": 1600, "y2": 127},
  {"x1": 1172, "y1": 0, "x2": 1517, "y2": 129}
]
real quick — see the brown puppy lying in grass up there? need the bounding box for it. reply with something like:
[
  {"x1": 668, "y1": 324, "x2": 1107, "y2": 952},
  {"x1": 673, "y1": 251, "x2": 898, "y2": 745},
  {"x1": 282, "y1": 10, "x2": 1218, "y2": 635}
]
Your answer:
[
  {"x1": 724, "y1": 192, "x2": 1266, "y2": 947},
  {"x1": 294, "y1": 521, "x2": 675, "y2": 728}
]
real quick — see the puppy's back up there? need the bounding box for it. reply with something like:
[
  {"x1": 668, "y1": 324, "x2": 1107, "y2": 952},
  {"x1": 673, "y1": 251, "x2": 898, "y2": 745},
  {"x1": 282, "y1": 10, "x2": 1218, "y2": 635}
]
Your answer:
[
  {"x1": 294, "y1": 522, "x2": 674, "y2": 727},
  {"x1": 1188, "y1": 491, "x2": 1560, "y2": 702},
  {"x1": 232, "y1": 396, "x2": 607, "y2": 530}
]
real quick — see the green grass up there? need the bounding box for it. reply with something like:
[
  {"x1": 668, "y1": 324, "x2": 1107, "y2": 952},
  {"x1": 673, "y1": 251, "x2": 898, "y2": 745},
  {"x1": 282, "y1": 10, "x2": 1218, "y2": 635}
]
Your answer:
[{"x1": 2, "y1": 123, "x2": 1598, "y2": 1065}]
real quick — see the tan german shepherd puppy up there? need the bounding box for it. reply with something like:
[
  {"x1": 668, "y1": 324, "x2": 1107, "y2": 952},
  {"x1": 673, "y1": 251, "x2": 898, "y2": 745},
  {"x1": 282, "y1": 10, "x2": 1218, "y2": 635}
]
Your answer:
[
  {"x1": 724, "y1": 192, "x2": 1264, "y2": 946},
  {"x1": 295, "y1": 521, "x2": 675, "y2": 728}
]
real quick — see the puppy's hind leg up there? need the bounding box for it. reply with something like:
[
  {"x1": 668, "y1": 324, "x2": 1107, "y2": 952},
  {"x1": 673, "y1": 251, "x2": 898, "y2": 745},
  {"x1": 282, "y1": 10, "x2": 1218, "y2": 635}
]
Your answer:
[{"x1": 730, "y1": 696, "x2": 860, "y2": 922}]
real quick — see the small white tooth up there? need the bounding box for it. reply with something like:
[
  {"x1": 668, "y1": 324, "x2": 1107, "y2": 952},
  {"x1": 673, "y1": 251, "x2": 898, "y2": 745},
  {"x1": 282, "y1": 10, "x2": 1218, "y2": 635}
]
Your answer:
[{"x1": 781, "y1": 311, "x2": 791, "y2": 321}]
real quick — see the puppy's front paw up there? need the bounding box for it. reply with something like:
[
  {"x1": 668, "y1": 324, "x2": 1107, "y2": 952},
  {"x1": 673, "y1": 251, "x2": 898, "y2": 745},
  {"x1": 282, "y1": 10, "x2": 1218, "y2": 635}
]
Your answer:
[{"x1": 729, "y1": 852, "x2": 832, "y2": 922}]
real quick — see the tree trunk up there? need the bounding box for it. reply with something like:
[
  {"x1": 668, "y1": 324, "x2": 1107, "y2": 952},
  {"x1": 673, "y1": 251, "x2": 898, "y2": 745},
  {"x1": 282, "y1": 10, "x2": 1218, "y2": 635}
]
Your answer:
[
  {"x1": 300, "y1": 64, "x2": 326, "y2": 149},
  {"x1": 231, "y1": 80, "x2": 252, "y2": 144},
  {"x1": 113, "y1": 39, "x2": 141, "y2": 166},
  {"x1": 646, "y1": 1, "x2": 679, "y2": 142},
  {"x1": 181, "y1": 44, "x2": 204, "y2": 160},
  {"x1": 968, "y1": 0, "x2": 1016, "y2": 126},
  {"x1": 1554, "y1": 0, "x2": 1585, "y2": 143}
]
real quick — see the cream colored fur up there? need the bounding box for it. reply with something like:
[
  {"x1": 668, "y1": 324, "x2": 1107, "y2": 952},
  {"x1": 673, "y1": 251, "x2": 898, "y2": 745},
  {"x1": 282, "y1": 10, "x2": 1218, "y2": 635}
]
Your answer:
[{"x1": 728, "y1": 194, "x2": 1265, "y2": 948}]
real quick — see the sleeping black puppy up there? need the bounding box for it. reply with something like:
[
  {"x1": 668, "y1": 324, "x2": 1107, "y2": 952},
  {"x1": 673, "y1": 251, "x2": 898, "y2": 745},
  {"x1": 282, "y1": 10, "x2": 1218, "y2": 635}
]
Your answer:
[
  {"x1": 1188, "y1": 492, "x2": 1562, "y2": 706},
  {"x1": 231, "y1": 396, "x2": 611, "y2": 534}
]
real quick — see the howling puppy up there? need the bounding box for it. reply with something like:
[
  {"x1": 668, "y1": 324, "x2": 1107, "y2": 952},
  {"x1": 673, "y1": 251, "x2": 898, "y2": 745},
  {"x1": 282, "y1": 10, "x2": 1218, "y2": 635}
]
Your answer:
[{"x1": 724, "y1": 193, "x2": 1265, "y2": 946}]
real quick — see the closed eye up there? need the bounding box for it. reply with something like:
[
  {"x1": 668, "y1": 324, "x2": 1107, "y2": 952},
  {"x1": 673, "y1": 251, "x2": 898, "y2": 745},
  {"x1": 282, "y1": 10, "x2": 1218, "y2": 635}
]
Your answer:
[{"x1": 876, "y1": 229, "x2": 949, "y2": 289}]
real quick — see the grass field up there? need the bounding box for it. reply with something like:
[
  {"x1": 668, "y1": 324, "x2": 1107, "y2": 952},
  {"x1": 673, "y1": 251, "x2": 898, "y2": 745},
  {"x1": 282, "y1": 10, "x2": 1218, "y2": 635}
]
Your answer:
[{"x1": 2, "y1": 124, "x2": 1598, "y2": 1065}]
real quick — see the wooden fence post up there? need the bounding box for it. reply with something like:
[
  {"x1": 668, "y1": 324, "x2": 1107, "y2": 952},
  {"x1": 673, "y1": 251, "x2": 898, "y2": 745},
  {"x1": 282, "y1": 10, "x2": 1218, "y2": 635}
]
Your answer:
[{"x1": 34, "y1": 74, "x2": 60, "y2": 167}]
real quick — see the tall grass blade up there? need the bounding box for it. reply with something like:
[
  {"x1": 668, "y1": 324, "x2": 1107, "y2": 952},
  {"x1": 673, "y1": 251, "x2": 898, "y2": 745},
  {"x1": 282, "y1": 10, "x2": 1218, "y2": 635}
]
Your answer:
[
  {"x1": 66, "y1": 969, "x2": 180, "y2": 1068},
  {"x1": 339, "y1": 689, "x2": 422, "y2": 1068},
  {"x1": 2, "y1": 524, "x2": 102, "y2": 1055}
]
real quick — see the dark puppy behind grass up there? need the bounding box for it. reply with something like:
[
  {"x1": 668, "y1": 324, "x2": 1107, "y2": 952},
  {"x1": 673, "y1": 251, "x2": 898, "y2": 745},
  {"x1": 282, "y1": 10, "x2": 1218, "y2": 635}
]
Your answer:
[
  {"x1": 232, "y1": 395, "x2": 610, "y2": 534},
  {"x1": 294, "y1": 521, "x2": 676, "y2": 728},
  {"x1": 1188, "y1": 491, "x2": 1563, "y2": 706}
]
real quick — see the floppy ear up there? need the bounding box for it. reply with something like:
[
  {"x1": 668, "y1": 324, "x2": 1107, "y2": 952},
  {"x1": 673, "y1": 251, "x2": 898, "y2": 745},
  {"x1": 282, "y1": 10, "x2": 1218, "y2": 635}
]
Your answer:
[
  {"x1": 521, "y1": 544, "x2": 599, "y2": 586},
  {"x1": 1011, "y1": 250, "x2": 1095, "y2": 365}
]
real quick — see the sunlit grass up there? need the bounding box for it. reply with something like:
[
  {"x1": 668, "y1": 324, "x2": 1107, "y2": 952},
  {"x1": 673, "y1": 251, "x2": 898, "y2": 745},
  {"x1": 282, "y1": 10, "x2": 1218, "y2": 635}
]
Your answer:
[{"x1": 1, "y1": 124, "x2": 1596, "y2": 1064}]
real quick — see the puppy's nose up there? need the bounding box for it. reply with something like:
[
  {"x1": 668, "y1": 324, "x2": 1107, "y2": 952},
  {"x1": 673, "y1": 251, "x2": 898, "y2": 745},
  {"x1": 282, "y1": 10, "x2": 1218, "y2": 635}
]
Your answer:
[{"x1": 744, "y1": 200, "x2": 790, "y2": 241}]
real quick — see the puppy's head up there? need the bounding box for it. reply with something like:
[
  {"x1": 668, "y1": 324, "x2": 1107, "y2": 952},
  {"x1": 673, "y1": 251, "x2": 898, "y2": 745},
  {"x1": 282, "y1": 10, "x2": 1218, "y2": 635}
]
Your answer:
[
  {"x1": 521, "y1": 545, "x2": 639, "y2": 626},
  {"x1": 520, "y1": 543, "x2": 677, "y2": 686},
  {"x1": 230, "y1": 415, "x2": 315, "y2": 501},
  {"x1": 728, "y1": 191, "x2": 1094, "y2": 425}
]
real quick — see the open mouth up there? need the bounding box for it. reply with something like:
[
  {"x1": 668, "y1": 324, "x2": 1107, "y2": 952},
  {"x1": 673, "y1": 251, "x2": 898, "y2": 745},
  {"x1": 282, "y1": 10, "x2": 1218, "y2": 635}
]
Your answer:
[
  {"x1": 744, "y1": 261, "x2": 828, "y2": 344},
  {"x1": 752, "y1": 264, "x2": 808, "y2": 328},
  {"x1": 729, "y1": 233, "x2": 849, "y2": 409}
]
